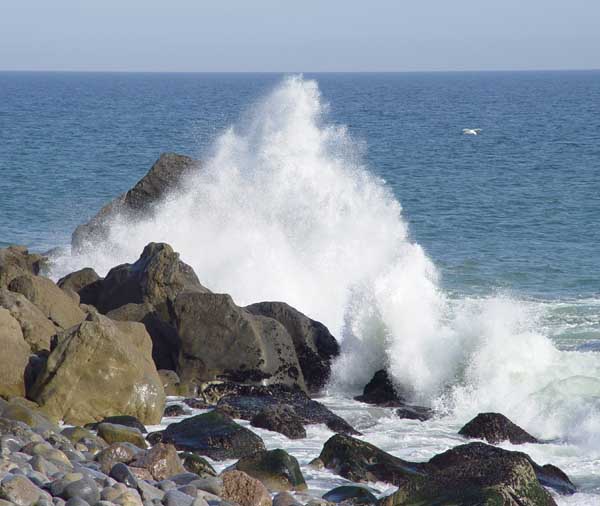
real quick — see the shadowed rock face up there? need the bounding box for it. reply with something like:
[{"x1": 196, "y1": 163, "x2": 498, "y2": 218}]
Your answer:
[
  {"x1": 57, "y1": 268, "x2": 103, "y2": 306},
  {"x1": 245, "y1": 301, "x2": 340, "y2": 393},
  {"x1": 458, "y1": 412, "x2": 539, "y2": 445},
  {"x1": 72, "y1": 153, "x2": 199, "y2": 251},
  {"x1": 173, "y1": 292, "x2": 307, "y2": 391},
  {"x1": 354, "y1": 369, "x2": 406, "y2": 407}
]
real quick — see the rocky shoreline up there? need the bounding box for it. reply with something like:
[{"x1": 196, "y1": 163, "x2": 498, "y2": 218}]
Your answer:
[{"x1": 0, "y1": 154, "x2": 579, "y2": 506}]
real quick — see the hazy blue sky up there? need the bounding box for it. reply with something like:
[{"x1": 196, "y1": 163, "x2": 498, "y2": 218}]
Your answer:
[{"x1": 1, "y1": 0, "x2": 599, "y2": 72}]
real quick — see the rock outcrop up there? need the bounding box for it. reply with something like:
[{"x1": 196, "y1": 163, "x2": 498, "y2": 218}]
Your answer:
[
  {"x1": 458, "y1": 412, "x2": 539, "y2": 445},
  {"x1": 72, "y1": 153, "x2": 199, "y2": 251},
  {"x1": 0, "y1": 308, "x2": 30, "y2": 397},
  {"x1": 57, "y1": 267, "x2": 103, "y2": 306},
  {"x1": 354, "y1": 369, "x2": 406, "y2": 406},
  {"x1": 245, "y1": 301, "x2": 340, "y2": 393},
  {"x1": 0, "y1": 245, "x2": 46, "y2": 287},
  {"x1": 174, "y1": 292, "x2": 306, "y2": 390},
  {"x1": 29, "y1": 314, "x2": 165, "y2": 425}
]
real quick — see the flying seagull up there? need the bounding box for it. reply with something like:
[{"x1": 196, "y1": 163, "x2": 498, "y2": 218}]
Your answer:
[{"x1": 463, "y1": 128, "x2": 482, "y2": 135}]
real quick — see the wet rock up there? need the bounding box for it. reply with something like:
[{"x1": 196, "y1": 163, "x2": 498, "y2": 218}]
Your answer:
[
  {"x1": 235, "y1": 449, "x2": 306, "y2": 492},
  {"x1": 354, "y1": 370, "x2": 405, "y2": 407},
  {"x1": 72, "y1": 154, "x2": 199, "y2": 252},
  {"x1": 322, "y1": 485, "x2": 377, "y2": 505},
  {"x1": 0, "y1": 288, "x2": 57, "y2": 352},
  {"x1": 181, "y1": 454, "x2": 216, "y2": 478},
  {"x1": 145, "y1": 432, "x2": 164, "y2": 446},
  {"x1": 182, "y1": 399, "x2": 210, "y2": 410},
  {"x1": 8, "y1": 274, "x2": 85, "y2": 329},
  {"x1": 381, "y1": 442, "x2": 561, "y2": 506},
  {"x1": 130, "y1": 443, "x2": 186, "y2": 481},
  {"x1": 272, "y1": 491, "x2": 302, "y2": 506},
  {"x1": 0, "y1": 308, "x2": 30, "y2": 397},
  {"x1": 318, "y1": 434, "x2": 423, "y2": 486},
  {"x1": 57, "y1": 268, "x2": 103, "y2": 306},
  {"x1": 173, "y1": 291, "x2": 305, "y2": 391},
  {"x1": 164, "y1": 405, "x2": 187, "y2": 418},
  {"x1": 162, "y1": 410, "x2": 265, "y2": 460},
  {"x1": 250, "y1": 405, "x2": 306, "y2": 440},
  {"x1": 458, "y1": 412, "x2": 539, "y2": 445},
  {"x1": 0, "y1": 474, "x2": 50, "y2": 506},
  {"x1": 395, "y1": 405, "x2": 433, "y2": 422},
  {"x1": 29, "y1": 314, "x2": 165, "y2": 425},
  {"x1": 221, "y1": 470, "x2": 271, "y2": 506},
  {"x1": 97, "y1": 424, "x2": 148, "y2": 449},
  {"x1": 245, "y1": 301, "x2": 340, "y2": 392},
  {"x1": 208, "y1": 383, "x2": 358, "y2": 436}
]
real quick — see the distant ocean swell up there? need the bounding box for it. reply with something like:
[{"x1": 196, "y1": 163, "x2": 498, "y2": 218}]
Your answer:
[{"x1": 50, "y1": 76, "x2": 600, "y2": 451}]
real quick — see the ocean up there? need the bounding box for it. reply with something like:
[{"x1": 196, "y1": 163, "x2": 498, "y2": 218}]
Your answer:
[{"x1": 1, "y1": 71, "x2": 600, "y2": 503}]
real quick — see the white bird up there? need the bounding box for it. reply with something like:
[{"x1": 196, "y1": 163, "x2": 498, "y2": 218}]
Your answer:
[{"x1": 463, "y1": 128, "x2": 482, "y2": 135}]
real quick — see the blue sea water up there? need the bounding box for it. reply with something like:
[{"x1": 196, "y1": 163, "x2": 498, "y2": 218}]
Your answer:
[
  {"x1": 1, "y1": 71, "x2": 599, "y2": 299},
  {"x1": 3, "y1": 71, "x2": 600, "y2": 502}
]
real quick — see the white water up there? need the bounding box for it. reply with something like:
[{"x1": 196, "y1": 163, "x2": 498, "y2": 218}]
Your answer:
[{"x1": 52, "y1": 76, "x2": 600, "y2": 503}]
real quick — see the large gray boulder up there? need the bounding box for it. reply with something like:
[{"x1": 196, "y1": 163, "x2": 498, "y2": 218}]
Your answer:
[
  {"x1": 245, "y1": 301, "x2": 339, "y2": 393},
  {"x1": 29, "y1": 313, "x2": 165, "y2": 425},
  {"x1": 173, "y1": 291, "x2": 306, "y2": 391},
  {"x1": 72, "y1": 153, "x2": 199, "y2": 251}
]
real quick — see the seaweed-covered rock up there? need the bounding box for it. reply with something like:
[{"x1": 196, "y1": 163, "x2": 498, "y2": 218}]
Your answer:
[
  {"x1": 174, "y1": 292, "x2": 306, "y2": 390},
  {"x1": 29, "y1": 314, "x2": 165, "y2": 425},
  {"x1": 245, "y1": 301, "x2": 339, "y2": 392},
  {"x1": 251, "y1": 405, "x2": 307, "y2": 440},
  {"x1": 72, "y1": 153, "x2": 199, "y2": 251},
  {"x1": 235, "y1": 449, "x2": 306, "y2": 492},
  {"x1": 181, "y1": 453, "x2": 216, "y2": 477},
  {"x1": 458, "y1": 412, "x2": 539, "y2": 445},
  {"x1": 381, "y1": 442, "x2": 560, "y2": 506},
  {"x1": 162, "y1": 410, "x2": 265, "y2": 460},
  {"x1": 206, "y1": 383, "x2": 358, "y2": 436},
  {"x1": 318, "y1": 434, "x2": 423, "y2": 485},
  {"x1": 323, "y1": 485, "x2": 377, "y2": 505}
]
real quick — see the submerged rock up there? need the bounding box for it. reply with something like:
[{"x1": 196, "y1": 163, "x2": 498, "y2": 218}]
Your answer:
[
  {"x1": 322, "y1": 485, "x2": 378, "y2": 505},
  {"x1": 29, "y1": 314, "x2": 165, "y2": 425},
  {"x1": 245, "y1": 301, "x2": 340, "y2": 393},
  {"x1": 354, "y1": 370, "x2": 406, "y2": 406},
  {"x1": 72, "y1": 153, "x2": 199, "y2": 251},
  {"x1": 395, "y1": 405, "x2": 433, "y2": 422},
  {"x1": 209, "y1": 382, "x2": 358, "y2": 436},
  {"x1": 234, "y1": 449, "x2": 307, "y2": 492},
  {"x1": 318, "y1": 434, "x2": 424, "y2": 486},
  {"x1": 458, "y1": 412, "x2": 539, "y2": 445},
  {"x1": 162, "y1": 410, "x2": 266, "y2": 460}
]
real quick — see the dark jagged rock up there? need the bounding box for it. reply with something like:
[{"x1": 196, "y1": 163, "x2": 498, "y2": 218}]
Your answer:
[
  {"x1": 323, "y1": 485, "x2": 378, "y2": 505},
  {"x1": 181, "y1": 453, "x2": 217, "y2": 477},
  {"x1": 72, "y1": 153, "x2": 199, "y2": 251},
  {"x1": 164, "y1": 404, "x2": 187, "y2": 417},
  {"x1": 250, "y1": 405, "x2": 307, "y2": 439},
  {"x1": 354, "y1": 369, "x2": 406, "y2": 407},
  {"x1": 205, "y1": 382, "x2": 358, "y2": 436},
  {"x1": 161, "y1": 410, "x2": 266, "y2": 460},
  {"x1": 458, "y1": 412, "x2": 539, "y2": 445},
  {"x1": 174, "y1": 292, "x2": 306, "y2": 391},
  {"x1": 395, "y1": 405, "x2": 433, "y2": 422},
  {"x1": 318, "y1": 434, "x2": 424, "y2": 485},
  {"x1": 57, "y1": 268, "x2": 103, "y2": 306},
  {"x1": 245, "y1": 301, "x2": 339, "y2": 393},
  {"x1": 235, "y1": 449, "x2": 306, "y2": 492}
]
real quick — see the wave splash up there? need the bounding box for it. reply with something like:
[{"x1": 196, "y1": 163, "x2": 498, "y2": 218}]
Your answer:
[{"x1": 53, "y1": 76, "x2": 600, "y2": 447}]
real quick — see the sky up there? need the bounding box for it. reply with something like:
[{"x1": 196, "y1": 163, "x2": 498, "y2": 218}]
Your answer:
[{"x1": 1, "y1": 0, "x2": 599, "y2": 72}]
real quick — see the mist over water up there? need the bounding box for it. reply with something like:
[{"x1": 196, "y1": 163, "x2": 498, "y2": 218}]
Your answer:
[{"x1": 51, "y1": 76, "x2": 600, "y2": 457}]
